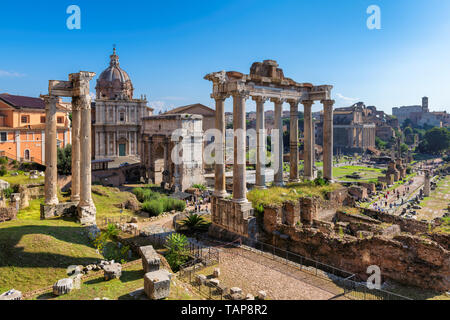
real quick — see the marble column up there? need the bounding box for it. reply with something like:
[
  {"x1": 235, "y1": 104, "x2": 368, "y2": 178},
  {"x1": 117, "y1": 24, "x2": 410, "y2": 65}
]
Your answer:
[
  {"x1": 302, "y1": 100, "x2": 314, "y2": 180},
  {"x1": 79, "y1": 95, "x2": 95, "y2": 214},
  {"x1": 424, "y1": 170, "x2": 431, "y2": 197},
  {"x1": 322, "y1": 100, "x2": 334, "y2": 181},
  {"x1": 289, "y1": 100, "x2": 300, "y2": 183},
  {"x1": 253, "y1": 96, "x2": 267, "y2": 189},
  {"x1": 232, "y1": 92, "x2": 248, "y2": 203},
  {"x1": 43, "y1": 95, "x2": 59, "y2": 205},
  {"x1": 272, "y1": 98, "x2": 284, "y2": 186},
  {"x1": 71, "y1": 98, "x2": 81, "y2": 203},
  {"x1": 213, "y1": 94, "x2": 228, "y2": 197}
]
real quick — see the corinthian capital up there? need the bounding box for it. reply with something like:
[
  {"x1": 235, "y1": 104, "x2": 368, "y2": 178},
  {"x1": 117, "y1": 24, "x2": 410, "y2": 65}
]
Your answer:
[{"x1": 72, "y1": 95, "x2": 92, "y2": 111}]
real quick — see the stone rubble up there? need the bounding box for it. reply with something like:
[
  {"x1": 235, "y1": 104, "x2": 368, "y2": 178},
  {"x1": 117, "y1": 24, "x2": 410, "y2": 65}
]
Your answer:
[{"x1": 53, "y1": 278, "x2": 74, "y2": 296}]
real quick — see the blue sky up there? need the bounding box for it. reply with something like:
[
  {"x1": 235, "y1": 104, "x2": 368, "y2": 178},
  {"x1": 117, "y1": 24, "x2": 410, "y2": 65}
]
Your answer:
[{"x1": 0, "y1": 0, "x2": 449, "y2": 114}]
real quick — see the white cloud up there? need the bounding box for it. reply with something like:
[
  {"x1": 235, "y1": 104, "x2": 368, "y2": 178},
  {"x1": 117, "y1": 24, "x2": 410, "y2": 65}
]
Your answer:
[
  {"x1": 149, "y1": 100, "x2": 175, "y2": 114},
  {"x1": 336, "y1": 93, "x2": 359, "y2": 103},
  {"x1": 0, "y1": 70, "x2": 25, "y2": 78}
]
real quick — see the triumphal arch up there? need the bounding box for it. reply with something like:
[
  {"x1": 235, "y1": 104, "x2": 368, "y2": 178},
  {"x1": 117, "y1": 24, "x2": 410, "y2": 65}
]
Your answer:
[
  {"x1": 40, "y1": 71, "x2": 97, "y2": 225},
  {"x1": 204, "y1": 60, "x2": 334, "y2": 236}
]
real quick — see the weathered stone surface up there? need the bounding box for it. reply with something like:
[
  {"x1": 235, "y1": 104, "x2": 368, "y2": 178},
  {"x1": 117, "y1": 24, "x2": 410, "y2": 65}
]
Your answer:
[
  {"x1": 144, "y1": 270, "x2": 172, "y2": 300},
  {"x1": 257, "y1": 290, "x2": 267, "y2": 300},
  {"x1": 139, "y1": 245, "x2": 161, "y2": 273},
  {"x1": 40, "y1": 202, "x2": 77, "y2": 220},
  {"x1": 230, "y1": 293, "x2": 244, "y2": 300},
  {"x1": 0, "y1": 289, "x2": 22, "y2": 300},
  {"x1": 0, "y1": 207, "x2": 17, "y2": 222},
  {"x1": 245, "y1": 293, "x2": 255, "y2": 300},
  {"x1": 77, "y1": 203, "x2": 97, "y2": 226},
  {"x1": 209, "y1": 279, "x2": 220, "y2": 287},
  {"x1": 230, "y1": 287, "x2": 242, "y2": 295},
  {"x1": 103, "y1": 263, "x2": 122, "y2": 280},
  {"x1": 53, "y1": 278, "x2": 74, "y2": 296},
  {"x1": 213, "y1": 268, "x2": 220, "y2": 278},
  {"x1": 196, "y1": 274, "x2": 207, "y2": 286}
]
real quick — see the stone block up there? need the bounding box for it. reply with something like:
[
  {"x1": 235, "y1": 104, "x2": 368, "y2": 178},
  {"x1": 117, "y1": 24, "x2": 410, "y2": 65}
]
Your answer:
[
  {"x1": 40, "y1": 202, "x2": 77, "y2": 220},
  {"x1": 213, "y1": 268, "x2": 220, "y2": 278},
  {"x1": 196, "y1": 274, "x2": 207, "y2": 286},
  {"x1": 245, "y1": 293, "x2": 255, "y2": 300},
  {"x1": 230, "y1": 287, "x2": 242, "y2": 295},
  {"x1": 144, "y1": 270, "x2": 172, "y2": 300},
  {"x1": 139, "y1": 245, "x2": 161, "y2": 273},
  {"x1": 77, "y1": 204, "x2": 97, "y2": 226},
  {"x1": 103, "y1": 263, "x2": 122, "y2": 280},
  {"x1": 0, "y1": 289, "x2": 22, "y2": 300},
  {"x1": 53, "y1": 278, "x2": 74, "y2": 296},
  {"x1": 209, "y1": 279, "x2": 220, "y2": 287},
  {"x1": 257, "y1": 290, "x2": 267, "y2": 300}
]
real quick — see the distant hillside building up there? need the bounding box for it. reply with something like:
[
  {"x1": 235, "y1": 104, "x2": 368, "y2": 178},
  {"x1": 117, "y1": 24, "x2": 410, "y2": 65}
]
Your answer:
[
  {"x1": 393, "y1": 97, "x2": 448, "y2": 127},
  {"x1": 0, "y1": 93, "x2": 71, "y2": 163}
]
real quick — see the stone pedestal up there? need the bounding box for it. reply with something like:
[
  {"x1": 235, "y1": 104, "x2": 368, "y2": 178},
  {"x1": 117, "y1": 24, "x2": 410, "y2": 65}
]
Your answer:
[
  {"x1": 144, "y1": 270, "x2": 172, "y2": 300},
  {"x1": 139, "y1": 245, "x2": 161, "y2": 273},
  {"x1": 40, "y1": 202, "x2": 78, "y2": 220},
  {"x1": 53, "y1": 278, "x2": 74, "y2": 296},
  {"x1": 210, "y1": 196, "x2": 255, "y2": 236}
]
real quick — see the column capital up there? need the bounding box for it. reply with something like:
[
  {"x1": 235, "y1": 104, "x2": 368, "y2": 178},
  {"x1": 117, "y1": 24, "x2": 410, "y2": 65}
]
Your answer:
[
  {"x1": 41, "y1": 95, "x2": 59, "y2": 107},
  {"x1": 321, "y1": 99, "x2": 335, "y2": 108},
  {"x1": 270, "y1": 97, "x2": 286, "y2": 105},
  {"x1": 231, "y1": 90, "x2": 250, "y2": 100},
  {"x1": 211, "y1": 93, "x2": 229, "y2": 101},
  {"x1": 301, "y1": 100, "x2": 314, "y2": 108},
  {"x1": 72, "y1": 95, "x2": 91, "y2": 111},
  {"x1": 252, "y1": 96, "x2": 269, "y2": 103},
  {"x1": 287, "y1": 99, "x2": 300, "y2": 107}
]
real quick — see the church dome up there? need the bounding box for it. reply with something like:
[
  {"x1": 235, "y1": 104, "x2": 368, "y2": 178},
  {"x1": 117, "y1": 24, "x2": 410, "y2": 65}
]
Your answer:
[{"x1": 96, "y1": 48, "x2": 134, "y2": 100}]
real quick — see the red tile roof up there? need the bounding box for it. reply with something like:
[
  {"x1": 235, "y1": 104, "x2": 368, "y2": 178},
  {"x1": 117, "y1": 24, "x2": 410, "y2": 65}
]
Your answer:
[{"x1": 0, "y1": 93, "x2": 45, "y2": 110}]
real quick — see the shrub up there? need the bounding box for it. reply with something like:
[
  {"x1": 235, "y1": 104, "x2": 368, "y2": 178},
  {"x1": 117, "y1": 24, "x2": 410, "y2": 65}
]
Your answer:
[
  {"x1": 0, "y1": 165, "x2": 7, "y2": 176},
  {"x1": 132, "y1": 187, "x2": 161, "y2": 203},
  {"x1": 3, "y1": 187, "x2": 14, "y2": 198},
  {"x1": 0, "y1": 157, "x2": 8, "y2": 165},
  {"x1": 192, "y1": 184, "x2": 206, "y2": 191},
  {"x1": 142, "y1": 200, "x2": 164, "y2": 216},
  {"x1": 164, "y1": 233, "x2": 189, "y2": 272}
]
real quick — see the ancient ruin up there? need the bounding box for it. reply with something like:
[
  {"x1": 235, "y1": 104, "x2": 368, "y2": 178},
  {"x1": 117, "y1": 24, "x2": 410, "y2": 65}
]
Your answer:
[
  {"x1": 40, "y1": 71, "x2": 97, "y2": 225},
  {"x1": 205, "y1": 60, "x2": 334, "y2": 236}
]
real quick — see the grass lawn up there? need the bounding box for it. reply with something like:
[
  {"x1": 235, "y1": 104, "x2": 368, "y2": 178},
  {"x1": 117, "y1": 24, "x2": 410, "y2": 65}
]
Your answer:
[
  {"x1": 0, "y1": 172, "x2": 44, "y2": 185},
  {"x1": 248, "y1": 182, "x2": 342, "y2": 207},
  {"x1": 417, "y1": 175, "x2": 450, "y2": 226},
  {"x1": 31, "y1": 262, "x2": 201, "y2": 300},
  {"x1": 0, "y1": 185, "x2": 141, "y2": 295},
  {"x1": 0, "y1": 217, "x2": 102, "y2": 294},
  {"x1": 332, "y1": 165, "x2": 384, "y2": 183}
]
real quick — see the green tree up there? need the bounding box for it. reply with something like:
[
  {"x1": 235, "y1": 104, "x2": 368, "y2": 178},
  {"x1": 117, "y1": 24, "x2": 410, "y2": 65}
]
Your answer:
[
  {"x1": 375, "y1": 137, "x2": 387, "y2": 150},
  {"x1": 57, "y1": 144, "x2": 72, "y2": 175},
  {"x1": 419, "y1": 127, "x2": 450, "y2": 154}
]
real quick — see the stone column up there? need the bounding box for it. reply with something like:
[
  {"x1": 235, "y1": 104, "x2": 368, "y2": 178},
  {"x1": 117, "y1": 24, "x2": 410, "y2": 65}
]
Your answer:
[
  {"x1": 71, "y1": 72, "x2": 96, "y2": 225},
  {"x1": 71, "y1": 98, "x2": 81, "y2": 203},
  {"x1": 302, "y1": 100, "x2": 314, "y2": 180},
  {"x1": 43, "y1": 95, "x2": 59, "y2": 205},
  {"x1": 289, "y1": 100, "x2": 300, "y2": 183},
  {"x1": 253, "y1": 96, "x2": 267, "y2": 189},
  {"x1": 232, "y1": 92, "x2": 248, "y2": 203},
  {"x1": 424, "y1": 170, "x2": 431, "y2": 197},
  {"x1": 213, "y1": 94, "x2": 228, "y2": 197},
  {"x1": 272, "y1": 98, "x2": 284, "y2": 186},
  {"x1": 322, "y1": 100, "x2": 334, "y2": 181}
]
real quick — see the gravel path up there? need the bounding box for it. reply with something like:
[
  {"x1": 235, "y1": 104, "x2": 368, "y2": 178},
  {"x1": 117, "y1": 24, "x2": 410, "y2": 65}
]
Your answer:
[{"x1": 215, "y1": 246, "x2": 348, "y2": 300}]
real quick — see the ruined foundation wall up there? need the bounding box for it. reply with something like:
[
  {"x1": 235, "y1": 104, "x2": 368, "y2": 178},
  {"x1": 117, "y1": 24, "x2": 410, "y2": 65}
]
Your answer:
[{"x1": 264, "y1": 205, "x2": 450, "y2": 291}]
